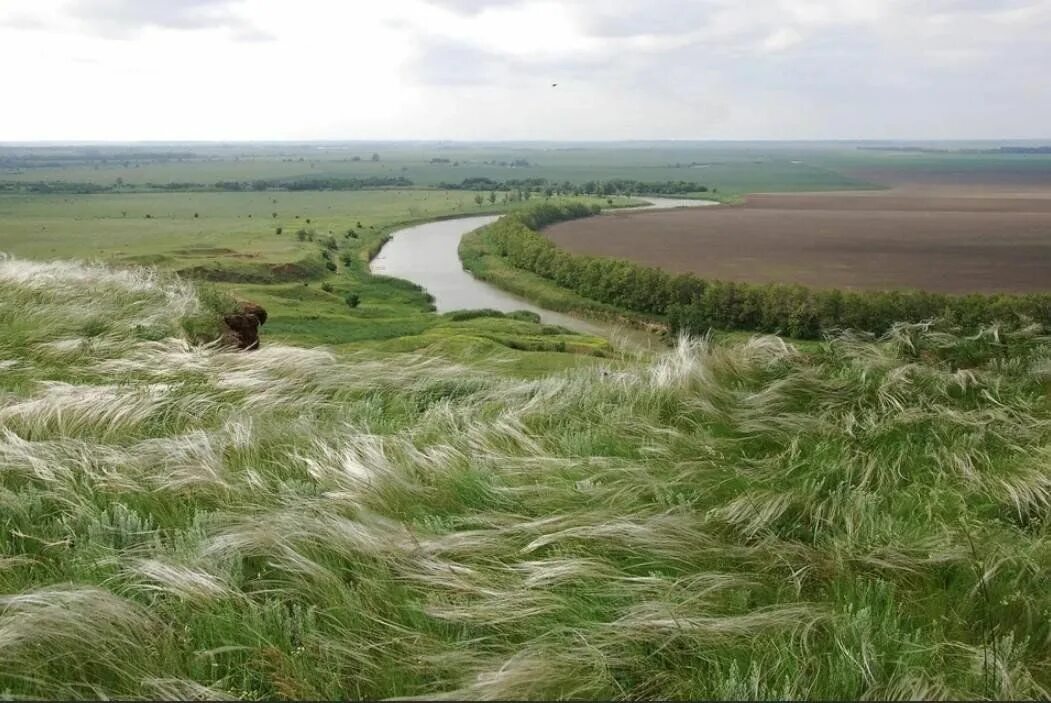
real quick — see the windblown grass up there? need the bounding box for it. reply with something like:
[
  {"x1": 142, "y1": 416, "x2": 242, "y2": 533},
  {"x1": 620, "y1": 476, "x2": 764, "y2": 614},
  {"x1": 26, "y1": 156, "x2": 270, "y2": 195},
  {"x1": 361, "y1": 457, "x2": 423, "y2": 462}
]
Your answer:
[{"x1": 1, "y1": 255, "x2": 1050, "y2": 699}]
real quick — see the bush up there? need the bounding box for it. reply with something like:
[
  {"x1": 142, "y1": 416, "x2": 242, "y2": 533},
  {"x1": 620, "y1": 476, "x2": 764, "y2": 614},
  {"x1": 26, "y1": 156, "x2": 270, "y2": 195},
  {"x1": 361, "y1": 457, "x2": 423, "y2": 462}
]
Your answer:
[
  {"x1": 321, "y1": 282, "x2": 334, "y2": 293},
  {"x1": 444, "y1": 308, "x2": 507, "y2": 322},
  {"x1": 324, "y1": 260, "x2": 337, "y2": 272},
  {"x1": 345, "y1": 293, "x2": 360, "y2": 309}
]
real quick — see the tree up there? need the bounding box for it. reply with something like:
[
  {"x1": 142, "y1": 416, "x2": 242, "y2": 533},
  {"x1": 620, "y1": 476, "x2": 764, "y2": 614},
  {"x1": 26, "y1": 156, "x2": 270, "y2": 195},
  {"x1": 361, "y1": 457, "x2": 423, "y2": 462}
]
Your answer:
[
  {"x1": 371, "y1": 153, "x2": 380, "y2": 162},
  {"x1": 474, "y1": 194, "x2": 484, "y2": 207},
  {"x1": 489, "y1": 191, "x2": 497, "y2": 204}
]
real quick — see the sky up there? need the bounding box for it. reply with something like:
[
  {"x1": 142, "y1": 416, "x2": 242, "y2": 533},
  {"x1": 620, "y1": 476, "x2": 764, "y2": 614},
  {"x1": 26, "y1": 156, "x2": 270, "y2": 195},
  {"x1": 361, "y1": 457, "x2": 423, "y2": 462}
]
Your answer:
[{"x1": 1, "y1": 0, "x2": 1049, "y2": 141}]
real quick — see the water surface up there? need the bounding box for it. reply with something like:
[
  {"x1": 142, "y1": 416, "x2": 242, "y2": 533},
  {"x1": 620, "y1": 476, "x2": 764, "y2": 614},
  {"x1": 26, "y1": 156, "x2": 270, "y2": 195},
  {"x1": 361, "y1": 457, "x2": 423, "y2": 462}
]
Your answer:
[{"x1": 370, "y1": 199, "x2": 718, "y2": 338}]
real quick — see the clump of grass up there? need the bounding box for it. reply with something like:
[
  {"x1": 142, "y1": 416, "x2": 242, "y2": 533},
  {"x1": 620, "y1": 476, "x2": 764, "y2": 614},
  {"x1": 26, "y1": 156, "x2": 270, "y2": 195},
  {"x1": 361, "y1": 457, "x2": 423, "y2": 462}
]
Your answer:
[{"x1": 1, "y1": 256, "x2": 1050, "y2": 699}]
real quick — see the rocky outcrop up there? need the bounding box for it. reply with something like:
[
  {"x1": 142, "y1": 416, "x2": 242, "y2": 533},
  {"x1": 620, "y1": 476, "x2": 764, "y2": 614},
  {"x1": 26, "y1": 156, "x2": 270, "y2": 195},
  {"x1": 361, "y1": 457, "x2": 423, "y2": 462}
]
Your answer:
[{"x1": 221, "y1": 302, "x2": 268, "y2": 350}]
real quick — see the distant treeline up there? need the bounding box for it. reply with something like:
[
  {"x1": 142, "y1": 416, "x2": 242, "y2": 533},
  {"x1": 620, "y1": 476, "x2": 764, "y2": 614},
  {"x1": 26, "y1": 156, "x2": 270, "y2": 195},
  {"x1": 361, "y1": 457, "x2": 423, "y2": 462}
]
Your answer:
[
  {"x1": 0, "y1": 176, "x2": 414, "y2": 194},
  {"x1": 859, "y1": 145, "x2": 1051, "y2": 155},
  {"x1": 0, "y1": 151, "x2": 196, "y2": 169},
  {"x1": 481, "y1": 204, "x2": 1051, "y2": 339},
  {"x1": 214, "y1": 176, "x2": 413, "y2": 191},
  {"x1": 439, "y1": 177, "x2": 710, "y2": 196},
  {"x1": 0, "y1": 181, "x2": 112, "y2": 194}
]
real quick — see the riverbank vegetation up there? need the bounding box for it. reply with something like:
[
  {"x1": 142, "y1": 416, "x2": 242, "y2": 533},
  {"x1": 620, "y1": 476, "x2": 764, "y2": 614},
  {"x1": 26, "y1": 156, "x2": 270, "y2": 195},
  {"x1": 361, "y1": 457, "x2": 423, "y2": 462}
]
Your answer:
[
  {"x1": 2, "y1": 255, "x2": 1050, "y2": 699},
  {"x1": 471, "y1": 204, "x2": 1051, "y2": 339}
]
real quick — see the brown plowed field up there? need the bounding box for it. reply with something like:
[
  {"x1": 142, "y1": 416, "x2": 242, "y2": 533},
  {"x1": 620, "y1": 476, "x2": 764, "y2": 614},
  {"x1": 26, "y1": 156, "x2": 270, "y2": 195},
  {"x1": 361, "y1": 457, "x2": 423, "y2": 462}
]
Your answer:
[{"x1": 544, "y1": 192, "x2": 1051, "y2": 294}]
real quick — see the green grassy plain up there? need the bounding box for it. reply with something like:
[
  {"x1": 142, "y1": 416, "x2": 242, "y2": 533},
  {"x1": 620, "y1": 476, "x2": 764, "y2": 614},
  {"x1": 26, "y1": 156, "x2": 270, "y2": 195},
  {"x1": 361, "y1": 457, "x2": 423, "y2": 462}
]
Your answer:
[
  {"x1": 1, "y1": 256, "x2": 1050, "y2": 699},
  {"x1": 2, "y1": 143, "x2": 1051, "y2": 699},
  {"x1": 2, "y1": 142, "x2": 883, "y2": 196},
  {"x1": 0, "y1": 189, "x2": 498, "y2": 263},
  {"x1": 0, "y1": 184, "x2": 631, "y2": 376}
]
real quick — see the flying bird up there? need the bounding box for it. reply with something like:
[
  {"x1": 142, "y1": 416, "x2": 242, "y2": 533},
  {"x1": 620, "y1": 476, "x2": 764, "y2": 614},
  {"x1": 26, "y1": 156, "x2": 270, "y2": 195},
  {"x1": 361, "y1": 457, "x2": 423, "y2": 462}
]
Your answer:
[{"x1": 551, "y1": 83, "x2": 558, "y2": 87}]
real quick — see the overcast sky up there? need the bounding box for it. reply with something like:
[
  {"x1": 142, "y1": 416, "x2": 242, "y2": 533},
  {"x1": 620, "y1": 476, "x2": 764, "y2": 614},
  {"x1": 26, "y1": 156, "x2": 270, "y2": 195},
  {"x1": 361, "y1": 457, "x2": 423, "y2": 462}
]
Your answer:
[{"x1": 1, "y1": 0, "x2": 1049, "y2": 141}]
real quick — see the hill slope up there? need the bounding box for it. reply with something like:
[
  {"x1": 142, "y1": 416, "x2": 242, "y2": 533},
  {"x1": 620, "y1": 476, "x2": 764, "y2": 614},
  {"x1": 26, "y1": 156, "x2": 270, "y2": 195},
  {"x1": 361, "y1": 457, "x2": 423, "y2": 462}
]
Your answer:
[{"x1": 1, "y1": 255, "x2": 1049, "y2": 699}]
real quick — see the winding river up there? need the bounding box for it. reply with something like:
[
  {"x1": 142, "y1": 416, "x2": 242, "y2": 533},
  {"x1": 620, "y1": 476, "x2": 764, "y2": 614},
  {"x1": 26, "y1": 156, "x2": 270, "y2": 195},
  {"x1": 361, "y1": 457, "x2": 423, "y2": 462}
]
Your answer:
[{"x1": 369, "y1": 197, "x2": 718, "y2": 338}]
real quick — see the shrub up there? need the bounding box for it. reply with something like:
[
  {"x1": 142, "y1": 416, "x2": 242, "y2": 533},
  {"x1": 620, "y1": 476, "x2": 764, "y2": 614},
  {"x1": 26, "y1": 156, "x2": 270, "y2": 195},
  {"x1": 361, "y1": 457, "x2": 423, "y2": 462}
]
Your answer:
[{"x1": 344, "y1": 292, "x2": 360, "y2": 308}]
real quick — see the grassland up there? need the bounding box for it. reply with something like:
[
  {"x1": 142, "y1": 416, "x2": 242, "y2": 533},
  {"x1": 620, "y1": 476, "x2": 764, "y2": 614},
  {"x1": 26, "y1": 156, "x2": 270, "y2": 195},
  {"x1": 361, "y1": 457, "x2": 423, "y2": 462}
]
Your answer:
[
  {"x1": 3, "y1": 143, "x2": 1051, "y2": 699},
  {"x1": 0, "y1": 187, "x2": 630, "y2": 366},
  {"x1": 1, "y1": 142, "x2": 880, "y2": 197},
  {"x1": 2, "y1": 255, "x2": 1051, "y2": 699}
]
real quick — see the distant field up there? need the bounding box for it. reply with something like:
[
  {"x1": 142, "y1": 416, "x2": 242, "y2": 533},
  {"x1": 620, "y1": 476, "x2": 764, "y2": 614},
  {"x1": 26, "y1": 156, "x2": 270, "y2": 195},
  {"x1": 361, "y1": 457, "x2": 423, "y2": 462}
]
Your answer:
[
  {"x1": 806, "y1": 149, "x2": 1051, "y2": 191},
  {"x1": 0, "y1": 142, "x2": 878, "y2": 195},
  {"x1": 0, "y1": 189, "x2": 490, "y2": 263},
  {"x1": 545, "y1": 189, "x2": 1051, "y2": 294},
  {"x1": 9, "y1": 142, "x2": 1051, "y2": 200}
]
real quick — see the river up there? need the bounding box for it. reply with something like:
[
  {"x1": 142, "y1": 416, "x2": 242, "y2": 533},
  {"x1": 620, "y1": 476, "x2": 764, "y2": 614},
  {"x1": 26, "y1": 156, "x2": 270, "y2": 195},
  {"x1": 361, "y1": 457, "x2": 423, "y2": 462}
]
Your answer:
[{"x1": 368, "y1": 197, "x2": 718, "y2": 339}]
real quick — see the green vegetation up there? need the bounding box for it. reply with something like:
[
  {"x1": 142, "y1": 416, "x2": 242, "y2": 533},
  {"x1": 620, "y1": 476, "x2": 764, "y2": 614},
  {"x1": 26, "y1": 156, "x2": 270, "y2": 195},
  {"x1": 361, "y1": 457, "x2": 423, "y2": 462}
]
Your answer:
[
  {"x1": 4, "y1": 143, "x2": 1051, "y2": 699},
  {"x1": 0, "y1": 142, "x2": 883, "y2": 197},
  {"x1": 472, "y1": 204, "x2": 1051, "y2": 339},
  {"x1": 439, "y1": 176, "x2": 711, "y2": 197},
  {"x1": 2, "y1": 258, "x2": 1051, "y2": 699}
]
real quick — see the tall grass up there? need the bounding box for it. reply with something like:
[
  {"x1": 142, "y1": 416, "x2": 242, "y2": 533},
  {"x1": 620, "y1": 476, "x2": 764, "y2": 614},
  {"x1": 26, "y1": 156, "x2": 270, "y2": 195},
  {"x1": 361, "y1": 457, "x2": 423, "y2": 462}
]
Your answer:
[{"x1": 1, "y1": 254, "x2": 1050, "y2": 699}]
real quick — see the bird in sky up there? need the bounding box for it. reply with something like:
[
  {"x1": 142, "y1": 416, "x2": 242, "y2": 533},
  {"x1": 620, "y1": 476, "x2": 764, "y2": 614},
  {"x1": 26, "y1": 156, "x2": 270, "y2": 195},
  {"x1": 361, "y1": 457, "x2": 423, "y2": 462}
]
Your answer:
[{"x1": 551, "y1": 83, "x2": 558, "y2": 87}]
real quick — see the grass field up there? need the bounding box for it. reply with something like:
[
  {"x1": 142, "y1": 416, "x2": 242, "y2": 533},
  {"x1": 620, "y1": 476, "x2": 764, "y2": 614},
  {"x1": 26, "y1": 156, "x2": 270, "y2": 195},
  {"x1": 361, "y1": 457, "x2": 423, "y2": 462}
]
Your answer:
[
  {"x1": 1, "y1": 142, "x2": 881, "y2": 196},
  {"x1": 3, "y1": 143, "x2": 1051, "y2": 699},
  {"x1": 0, "y1": 189, "x2": 500, "y2": 263},
  {"x1": 2, "y1": 255, "x2": 1051, "y2": 699},
  {"x1": 0, "y1": 188, "x2": 634, "y2": 362},
  {"x1": 545, "y1": 189, "x2": 1051, "y2": 294}
]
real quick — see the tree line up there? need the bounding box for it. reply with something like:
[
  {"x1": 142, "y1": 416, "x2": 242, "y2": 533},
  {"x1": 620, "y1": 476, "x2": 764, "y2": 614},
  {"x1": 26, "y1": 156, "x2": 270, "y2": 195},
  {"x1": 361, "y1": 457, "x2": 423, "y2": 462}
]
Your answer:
[
  {"x1": 0, "y1": 176, "x2": 415, "y2": 195},
  {"x1": 439, "y1": 177, "x2": 710, "y2": 196},
  {"x1": 481, "y1": 204, "x2": 1051, "y2": 339},
  {"x1": 214, "y1": 176, "x2": 413, "y2": 191}
]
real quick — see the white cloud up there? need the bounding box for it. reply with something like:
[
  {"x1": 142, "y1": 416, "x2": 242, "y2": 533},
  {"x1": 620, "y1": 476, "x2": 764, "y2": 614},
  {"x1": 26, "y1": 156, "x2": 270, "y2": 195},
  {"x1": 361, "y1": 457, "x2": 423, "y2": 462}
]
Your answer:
[
  {"x1": 0, "y1": 0, "x2": 1048, "y2": 140},
  {"x1": 760, "y1": 27, "x2": 804, "y2": 52}
]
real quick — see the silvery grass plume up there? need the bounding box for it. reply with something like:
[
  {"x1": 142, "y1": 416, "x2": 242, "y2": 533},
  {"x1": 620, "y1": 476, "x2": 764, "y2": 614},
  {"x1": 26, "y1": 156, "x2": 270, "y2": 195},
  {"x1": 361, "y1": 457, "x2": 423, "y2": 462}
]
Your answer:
[{"x1": 1, "y1": 258, "x2": 1050, "y2": 699}]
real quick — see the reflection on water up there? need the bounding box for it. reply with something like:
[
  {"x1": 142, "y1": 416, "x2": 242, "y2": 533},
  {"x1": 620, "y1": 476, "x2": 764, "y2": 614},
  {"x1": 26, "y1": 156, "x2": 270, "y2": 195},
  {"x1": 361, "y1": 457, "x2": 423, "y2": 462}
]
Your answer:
[{"x1": 369, "y1": 198, "x2": 718, "y2": 340}]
